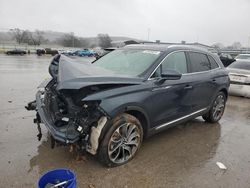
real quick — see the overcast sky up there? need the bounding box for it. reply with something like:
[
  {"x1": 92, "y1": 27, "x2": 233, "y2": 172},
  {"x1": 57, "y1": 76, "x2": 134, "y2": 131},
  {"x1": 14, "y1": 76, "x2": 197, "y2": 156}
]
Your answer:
[{"x1": 0, "y1": 0, "x2": 250, "y2": 46}]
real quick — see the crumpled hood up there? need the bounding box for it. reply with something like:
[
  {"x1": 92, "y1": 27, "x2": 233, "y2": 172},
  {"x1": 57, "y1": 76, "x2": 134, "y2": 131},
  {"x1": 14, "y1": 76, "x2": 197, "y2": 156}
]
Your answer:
[
  {"x1": 57, "y1": 55, "x2": 114, "y2": 82},
  {"x1": 54, "y1": 55, "x2": 143, "y2": 90}
]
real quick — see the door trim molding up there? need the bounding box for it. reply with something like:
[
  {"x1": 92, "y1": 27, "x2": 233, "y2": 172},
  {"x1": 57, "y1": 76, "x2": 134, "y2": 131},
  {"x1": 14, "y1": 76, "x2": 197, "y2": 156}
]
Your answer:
[
  {"x1": 155, "y1": 108, "x2": 207, "y2": 130},
  {"x1": 152, "y1": 86, "x2": 172, "y2": 91}
]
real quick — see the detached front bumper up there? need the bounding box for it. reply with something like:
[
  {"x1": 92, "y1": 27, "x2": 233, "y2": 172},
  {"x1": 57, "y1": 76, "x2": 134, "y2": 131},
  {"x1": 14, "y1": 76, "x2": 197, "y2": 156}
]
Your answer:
[{"x1": 36, "y1": 91, "x2": 80, "y2": 143}]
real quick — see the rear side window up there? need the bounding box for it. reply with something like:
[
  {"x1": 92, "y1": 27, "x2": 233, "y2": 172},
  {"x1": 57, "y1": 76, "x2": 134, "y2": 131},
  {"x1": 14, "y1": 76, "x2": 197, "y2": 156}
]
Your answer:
[
  {"x1": 188, "y1": 52, "x2": 210, "y2": 72},
  {"x1": 208, "y1": 55, "x2": 219, "y2": 69}
]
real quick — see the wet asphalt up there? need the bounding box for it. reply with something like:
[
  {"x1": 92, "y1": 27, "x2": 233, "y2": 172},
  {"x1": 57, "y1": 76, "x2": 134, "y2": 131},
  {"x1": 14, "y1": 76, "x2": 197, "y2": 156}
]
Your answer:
[{"x1": 0, "y1": 54, "x2": 250, "y2": 188}]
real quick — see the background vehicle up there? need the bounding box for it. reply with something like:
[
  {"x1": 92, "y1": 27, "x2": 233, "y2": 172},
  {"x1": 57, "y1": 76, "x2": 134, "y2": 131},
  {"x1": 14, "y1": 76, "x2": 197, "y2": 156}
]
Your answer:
[
  {"x1": 73, "y1": 49, "x2": 96, "y2": 57},
  {"x1": 36, "y1": 48, "x2": 58, "y2": 56},
  {"x1": 6, "y1": 49, "x2": 26, "y2": 55},
  {"x1": 235, "y1": 54, "x2": 250, "y2": 61},
  {"x1": 45, "y1": 48, "x2": 58, "y2": 56},
  {"x1": 95, "y1": 47, "x2": 117, "y2": 59},
  {"x1": 27, "y1": 44, "x2": 229, "y2": 166},
  {"x1": 227, "y1": 60, "x2": 250, "y2": 98},
  {"x1": 219, "y1": 53, "x2": 235, "y2": 67},
  {"x1": 61, "y1": 50, "x2": 75, "y2": 56}
]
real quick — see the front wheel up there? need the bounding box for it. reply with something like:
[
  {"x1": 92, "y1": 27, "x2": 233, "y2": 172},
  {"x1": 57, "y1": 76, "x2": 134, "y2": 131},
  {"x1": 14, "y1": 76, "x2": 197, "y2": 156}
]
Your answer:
[
  {"x1": 98, "y1": 113, "x2": 143, "y2": 167},
  {"x1": 202, "y1": 92, "x2": 226, "y2": 123}
]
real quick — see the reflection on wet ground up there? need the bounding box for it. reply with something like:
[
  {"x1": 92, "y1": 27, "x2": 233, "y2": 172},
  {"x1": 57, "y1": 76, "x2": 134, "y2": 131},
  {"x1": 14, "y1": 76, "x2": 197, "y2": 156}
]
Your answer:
[{"x1": 0, "y1": 54, "x2": 250, "y2": 187}]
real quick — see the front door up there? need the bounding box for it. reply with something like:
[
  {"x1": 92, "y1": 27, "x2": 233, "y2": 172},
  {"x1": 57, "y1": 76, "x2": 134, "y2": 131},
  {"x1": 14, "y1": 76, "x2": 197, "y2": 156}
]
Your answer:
[{"x1": 148, "y1": 51, "x2": 194, "y2": 128}]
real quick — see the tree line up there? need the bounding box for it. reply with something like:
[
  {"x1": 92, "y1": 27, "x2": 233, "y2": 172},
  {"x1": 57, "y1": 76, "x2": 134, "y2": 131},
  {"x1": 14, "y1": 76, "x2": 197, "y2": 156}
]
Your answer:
[
  {"x1": 10, "y1": 28, "x2": 47, "y2": 46},
  {"x1": 10, "y1": 28, "x2": 112, "y2": 48},
  {"x1": 212, "y1": 42, "x2": 245, "y2": 50}
]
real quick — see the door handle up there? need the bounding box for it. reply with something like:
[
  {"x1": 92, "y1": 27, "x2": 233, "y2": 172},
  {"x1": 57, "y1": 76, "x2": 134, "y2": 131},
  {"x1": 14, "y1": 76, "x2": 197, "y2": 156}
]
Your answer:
[{"x1": 184, "y1": 85, "x2": 193, "y2": 90}]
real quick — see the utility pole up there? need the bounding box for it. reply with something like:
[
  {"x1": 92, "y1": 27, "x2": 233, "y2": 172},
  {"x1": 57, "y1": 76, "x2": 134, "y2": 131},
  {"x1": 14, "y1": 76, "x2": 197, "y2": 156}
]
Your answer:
[
  {"x1": 147, "y1": 28, "x2": 151, "y2": 41},
  {"x1": 71, "y1": 32, "x2": 75, "y2": 48},
  {"x1": 248, "y1": 36, "x2": 250, "y2": 53}
]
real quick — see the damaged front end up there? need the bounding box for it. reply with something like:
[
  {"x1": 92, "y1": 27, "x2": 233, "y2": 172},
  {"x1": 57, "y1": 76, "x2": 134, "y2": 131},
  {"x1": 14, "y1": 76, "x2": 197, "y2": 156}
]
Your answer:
[
  {"x1": 26, "y1": 55, "x2": 110, "y2": 155},
  {"x1": 27, "y1": 78, "x2": 108, "y2": 155},
  {"x1": 26, "y1": 54, "x2": 142, "y2": 156}
]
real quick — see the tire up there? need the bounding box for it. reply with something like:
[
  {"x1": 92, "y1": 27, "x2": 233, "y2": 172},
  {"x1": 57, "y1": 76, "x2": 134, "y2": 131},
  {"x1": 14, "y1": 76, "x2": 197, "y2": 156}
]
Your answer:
[
  {"x1": 202, "y1": 91, "x2": 226, "y2": 123},
  {"x1": 98, "y1": 113, "x2": 143, "y2": 167}
]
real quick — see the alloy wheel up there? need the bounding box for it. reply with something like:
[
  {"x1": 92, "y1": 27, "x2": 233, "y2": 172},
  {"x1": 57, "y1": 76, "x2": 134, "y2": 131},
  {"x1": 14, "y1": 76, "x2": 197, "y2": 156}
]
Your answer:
[
  {"x1": 108, "y1": 123, "x2": 141, "y2": 164},
  {"x1": 212, "y1": 94, "x2": 225, "y2": 121}
]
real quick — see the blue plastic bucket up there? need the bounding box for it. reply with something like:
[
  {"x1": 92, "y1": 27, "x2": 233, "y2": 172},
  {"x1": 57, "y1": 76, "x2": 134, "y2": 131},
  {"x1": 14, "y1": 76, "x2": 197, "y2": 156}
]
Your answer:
[{"x1": 38, "y1": 168, "x2": 76, "y2": 188}]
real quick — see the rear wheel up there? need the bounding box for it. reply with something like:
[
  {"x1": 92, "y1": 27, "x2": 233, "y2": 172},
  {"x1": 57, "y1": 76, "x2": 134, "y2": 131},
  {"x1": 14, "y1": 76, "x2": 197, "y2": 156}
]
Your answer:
[
  {"x1": 98, "y1": 113, "x2": 143, "y2": 167},
  {"x1": 202, "y1": 92, "x2": 226, "y2": 123}
]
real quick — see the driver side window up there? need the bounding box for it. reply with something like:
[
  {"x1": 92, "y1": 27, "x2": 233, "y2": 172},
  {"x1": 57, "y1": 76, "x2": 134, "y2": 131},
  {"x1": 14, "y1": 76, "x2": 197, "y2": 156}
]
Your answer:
[
  {"x1": 162, "y1": 51, "x2": 188, "y2": 74},
  {"x1": 152, "y1": 51, "x2": 187, "y2": 78}
]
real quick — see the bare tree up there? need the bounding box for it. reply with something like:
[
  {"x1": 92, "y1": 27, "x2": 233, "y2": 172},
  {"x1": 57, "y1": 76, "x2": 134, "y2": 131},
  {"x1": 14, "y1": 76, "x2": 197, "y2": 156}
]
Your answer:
[
  {"x1": 212, "y1": 43, "x2": 224, "y2": 49},
  {"x1": 10, "y1": 28, "x2": 29, "y2": 44},
  {"x1": 226, "y1": 42, "x2": 242, "y2": 50},
  {"x1": 57, "y1": 33, "x2": 82, "y2": 47},
  {"x1": 231, "y1": 42, "x2": 242, "y2": 49},
  {"x1": 29, "y1": 30, "x2": 45, "y2": 46},
  {"x1": 97, "y1": 34, "x2": 112, "y2": 48},
  {"x1": 21, "y1": 30, "x2": 30, "y2": 44},
  {"x1": 79, "y1": 38, "x2": 89, "y2": 48}
]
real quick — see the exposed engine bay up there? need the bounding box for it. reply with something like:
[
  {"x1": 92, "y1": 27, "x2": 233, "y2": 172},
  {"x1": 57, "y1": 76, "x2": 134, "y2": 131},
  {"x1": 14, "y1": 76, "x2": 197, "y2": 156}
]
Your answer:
[{"x1": 26, "y1": 77, "x2": 110, "y2": 155}]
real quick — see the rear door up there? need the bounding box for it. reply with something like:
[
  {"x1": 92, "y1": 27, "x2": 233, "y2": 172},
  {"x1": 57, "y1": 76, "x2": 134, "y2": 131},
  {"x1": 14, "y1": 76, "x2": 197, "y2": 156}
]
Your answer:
[{"x1": 186, "y1": 51, "x2": 215, "y2": 111}]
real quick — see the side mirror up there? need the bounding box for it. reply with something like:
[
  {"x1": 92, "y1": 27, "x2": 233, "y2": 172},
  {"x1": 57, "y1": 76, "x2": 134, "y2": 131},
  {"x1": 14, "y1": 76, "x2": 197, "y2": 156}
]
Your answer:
[
  {"x1": 155, "y1": 70, "x2": 182, "y2": 85},
  {"x1": 161, "y1": 70, "x2": 182, "y2": 80}
]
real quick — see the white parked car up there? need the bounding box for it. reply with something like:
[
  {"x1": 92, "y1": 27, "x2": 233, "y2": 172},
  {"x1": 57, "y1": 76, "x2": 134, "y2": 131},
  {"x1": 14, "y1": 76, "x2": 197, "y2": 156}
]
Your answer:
[
  {"x1": 235, "y1": 54, "x2": 250, "y2": 61},
  {"x1": 227, "y1": 60, "x2": 250, "y2": 98}
]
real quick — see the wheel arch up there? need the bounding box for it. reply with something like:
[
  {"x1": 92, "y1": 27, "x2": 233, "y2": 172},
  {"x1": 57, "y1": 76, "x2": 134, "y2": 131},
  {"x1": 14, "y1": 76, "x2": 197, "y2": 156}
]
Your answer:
[
  {"x1": 100, "y1": 104, "x2": 150, "y2": 142},
  {"x1": 219, "y1": 88, "x2": 228, "y2": 99},
  {"x1": 124, "y1": 106, "x2": 150, "y2": 138}
]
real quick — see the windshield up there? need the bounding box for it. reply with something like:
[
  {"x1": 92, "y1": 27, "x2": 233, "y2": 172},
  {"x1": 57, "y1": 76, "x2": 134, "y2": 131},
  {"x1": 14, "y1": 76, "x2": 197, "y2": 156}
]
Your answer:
[
  {"x1": 235, "y1": 54, "x2": 250, "y2": 60},
  {"x1": 93, "y1": 49, "x2": 162, "y2": 76},
  {"x1": 228, "y1": 61, "x2": 250, "y2": 70}
]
